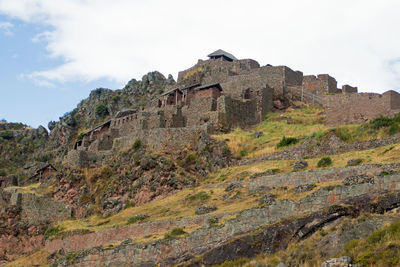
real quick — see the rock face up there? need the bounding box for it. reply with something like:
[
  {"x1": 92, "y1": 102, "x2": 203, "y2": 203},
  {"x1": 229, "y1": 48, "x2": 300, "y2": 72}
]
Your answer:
[
  {"x1": 196, "y1": 132, "x2": 231, "y2": 172},
  {"x1": 293, "y1": 183, "x2": 316, "y2": 193},
  {"x1": 321, "y1": 256, "x2": 353, "y2": 267},
  {"x1": 293, "y1": 160, "x2": 308, "y2": 171},
  {"x1": 195, "y1": 206, "x2": 217, "y2": 215}
]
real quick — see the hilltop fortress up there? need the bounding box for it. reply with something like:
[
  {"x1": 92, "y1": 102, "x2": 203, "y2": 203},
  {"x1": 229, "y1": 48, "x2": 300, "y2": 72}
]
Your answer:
[{"x1": 65, "y1": 50, "x2": 400, "y2": 167}]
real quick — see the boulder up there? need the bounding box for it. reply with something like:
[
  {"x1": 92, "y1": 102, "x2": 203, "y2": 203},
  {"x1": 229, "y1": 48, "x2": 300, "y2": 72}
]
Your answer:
[
  {"x1": 346, "y1": 159, "x2": 363, "y2": 166},
  {"x1": 225, "y1": 183, "x2": 242, "y2": 192},
  {"x1": 294, "y1": 184, "x2": 316, "y2": 194},
  {"x1": 343, "y1": 175, "x2": 374, "y2": 186},
  {"x1": 293, "y1": 160, "x2": 308, "y2": 171},
  {"x1": 321, "y1": 256, "x2": 353, "y2": 267},
  {"x1": 260, "y1": 193, "x2": 276, "y2": 205},
  {"x1": 253, "y1": 131, "x2": 263, "y2": 138}
]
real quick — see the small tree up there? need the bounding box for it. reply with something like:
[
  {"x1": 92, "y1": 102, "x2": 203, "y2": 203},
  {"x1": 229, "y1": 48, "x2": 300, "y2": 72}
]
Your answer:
[
  {"x1": 0, "y1": 130, "x2": 14, "y2": 140},
  {"x1": 95, "y1": 104, "x2": 109, "y2": 118},
  {"x1": 318, "y1": 157, "x2": 332, "y2": 167}
]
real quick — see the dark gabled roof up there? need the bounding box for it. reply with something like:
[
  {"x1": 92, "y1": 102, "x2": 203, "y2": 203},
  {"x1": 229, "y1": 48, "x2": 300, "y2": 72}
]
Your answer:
[
  {"x1": 195, "y1": 83, "x2": 223, "y2": 91},
  {"x1": 83, "y1": 120, "x2": 111, "y2": 135},
  {"x1": 28, "y1": 163, "x2": 58, "y2": 179},
  {"x1": 160, "y1": 87, "x2": 182, "y2": 97},
  {"x1": 36, "y1": 163, "x2": 57, "y2": 173},
  {"x1": 207, "y1": 49, "x2": 238, "y2": 61},
  {"x1": 115, "y1": 109, "x2": 137, "y2": 118},
  {"x1": 181, "y1": 83, "x2": 201, "y2": 91}
]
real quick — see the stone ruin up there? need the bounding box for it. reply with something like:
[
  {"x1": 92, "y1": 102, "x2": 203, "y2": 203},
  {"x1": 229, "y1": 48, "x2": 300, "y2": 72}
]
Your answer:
[{"x1": 64, "y1": 49, "x2": 400, "y2": 167}]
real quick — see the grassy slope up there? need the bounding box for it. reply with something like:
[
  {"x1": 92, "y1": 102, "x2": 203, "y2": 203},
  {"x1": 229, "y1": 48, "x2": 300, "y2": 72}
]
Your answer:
[{"x1": 7, "y1": 104, "x2": 400, "y2": 266}]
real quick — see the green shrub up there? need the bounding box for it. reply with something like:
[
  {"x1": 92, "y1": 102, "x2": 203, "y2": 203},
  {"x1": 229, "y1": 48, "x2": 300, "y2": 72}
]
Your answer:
[
  {"x1": 276, "y1": 136, "x2": 298, "y2": 148},
  {"x1": 0, "y1": 169, "x2": 6, "y2": 177},
  {"x1": 334, "y1": 127, "x2": 353, "y2": 142},
  {"x1": 132, "y1": 139, "x2": 142, "y2": 151},
  {"x1": 112, "y1": 95, "x2": 121, "y2": 103},
  {"x1": 222, "y1": 145, "x2": 230, "y2": 157},
  {"x1": 370, "y1": 116, "x2": 394, "y2": 129},
  {"x1": 44, "y1": 225, "x2": 64, "y2": 240},
  {"x1": 389, "y1": 123, "x2": 400, "y2": 135},
  {"x1": 239, "y1": 149, "x2": 249, "y2": 157},
  {"x1": 312, "y1": 131, "x2": 325, "y2": 139},
  {"x1": 214, "y1": 258, "x2": 249, "y2": 267},
  {"x1": 187, "y1": 191, "x2": 210, "y2": 202},
  {"x1": 95, "y1": 103, "x2": 109, "y2": 118},
  {"x1": 164, "y1": 227, "x2": 186, "y2": 239},
  {"x1": 185, "y1": 153, "x2": 197, "y2": 166},
  {"x1": 318, "y1": 157, "x2": 332, "y2": 167},
  {"x1": 208, "y1": 217, "x2": 219, "y2": 226},
  {"x1": 124, "y1": 201, "x2": 136, "y2": 209},
  {"x1": 127, "y1": 214, "x2": 148, "y2": 225},
  {"x1": 0, "y1": 131, "x2": 14, "y2": 140}
]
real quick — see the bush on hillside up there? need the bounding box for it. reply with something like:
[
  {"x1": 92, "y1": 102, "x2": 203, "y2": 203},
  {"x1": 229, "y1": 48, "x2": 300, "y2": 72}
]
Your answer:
[
  {"x1": 132, "y1": 139, "x2": 142, "y2": 151},
  {"x1": 276, "y1": 136, "x2": 298, "y2": 148},
  {"x1": 0, "y1": 130, "x2": 14, "y2": 140},
  {"x1": 318, "y1": 157, "x2": 332, "y2": 167},
  {"x1": 370, "y1": 116, "x2": 395, "y2": 129},
  {"x1": 95, "y1": 104, "x2": 109, "y2": 118}
]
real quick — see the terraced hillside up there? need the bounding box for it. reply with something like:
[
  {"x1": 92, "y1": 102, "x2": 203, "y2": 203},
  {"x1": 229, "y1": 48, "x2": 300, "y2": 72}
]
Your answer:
[{"x1": 3, "y1": 105, "x2": 400, "y2": 267}]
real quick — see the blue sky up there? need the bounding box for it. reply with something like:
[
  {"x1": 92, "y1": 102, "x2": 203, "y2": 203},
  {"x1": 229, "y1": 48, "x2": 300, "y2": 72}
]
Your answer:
[
  {"x1": 0, "y1": 16, "x2": 119, "y2": 127},
  {"x1": 0, "y1": 0, "x2": 400, "y2": 128}
]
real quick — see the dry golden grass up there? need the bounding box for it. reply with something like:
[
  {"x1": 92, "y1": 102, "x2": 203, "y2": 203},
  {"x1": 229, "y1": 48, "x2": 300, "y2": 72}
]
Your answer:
[
  {"x1": 58, "y1": 184, "x2": 259, "y2": 234},
  {"x1": 213, "y1": 105, "x2": 329, "y2": 158},
  {"x1": 57, "y1": 141, "x2": 400, "y2": 235},
  {"x1": 6, "y1": 183, "x2": 41, "y2": 196},
  {"x1": 6, "y1": 250, "x2": 49, "y2": 267},
  {"x1": 271, "y1": 180, "x2": 342, "y2": 201}
]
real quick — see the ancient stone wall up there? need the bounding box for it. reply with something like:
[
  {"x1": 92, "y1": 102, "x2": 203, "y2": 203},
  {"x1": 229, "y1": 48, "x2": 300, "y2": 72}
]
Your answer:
[
  {"x1": 323, "y1": 91, "x2": 400, "y2": 126},
  {"x1": 177, "y1": 58, "x2": 260, "y2": 84},
  {"x1": 387, "y1": 90, "x2": 400, "y2": 109},
  {"x1": 342, "y1": 84, "x2": 358, "y2": 93},
  {"x1": 303, "y1": 74, "x2": 339, "y2": 94},
  {"x1": 20, "y1": 193, "x2": 72, "y2": 224},
  {"x1": 113, "y1": 125, "x2": 210, "y2": 152},
  {"x1": 184, "y1": 97, "x2": 217, "y2": 127},
  {"x1": 217, "y1": 96, "x2": 257, "y2": 128}
]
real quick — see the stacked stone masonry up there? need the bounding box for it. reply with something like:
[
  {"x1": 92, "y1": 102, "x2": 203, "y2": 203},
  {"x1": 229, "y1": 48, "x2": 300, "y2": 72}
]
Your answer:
[{"x1": 64, "y1": 51, "x2": 400, "y2": 167}]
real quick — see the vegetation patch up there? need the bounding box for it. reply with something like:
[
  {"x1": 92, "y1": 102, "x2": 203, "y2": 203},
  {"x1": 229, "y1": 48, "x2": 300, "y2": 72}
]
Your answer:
[
  {"x1": 344, "y1": 221, "x2": 400, "y2": 266},
  {"x1": 127, "y1": 214, "x2": 149, "y2": 225},
  {"x1": 132, "y1": 139, "x2": 142, "y2": 151},
  {"x1": 187, "y1": 191, "x2": 210, "y2": 202},
  {"x1": 276, "y1": 136, "x2": 298, "y2": 148},
  {"x1": 317, "y1": 157, "x2": 332, "y2": 167},
  {"x1": 164, "y1": 227, "x2": 186, "y2": 239},
  {"x1": 0, "y1": 130, "x2": 14, "y2": 140},
  {"x1": 44, "y1": 225, "x2": 64, "y2": 240},
  {"x1": 213, "y1": 257, "x2": 249, "y2": 267},
  {"x1": 95, "y1": 103, "x2": 109, "y2": 118}
]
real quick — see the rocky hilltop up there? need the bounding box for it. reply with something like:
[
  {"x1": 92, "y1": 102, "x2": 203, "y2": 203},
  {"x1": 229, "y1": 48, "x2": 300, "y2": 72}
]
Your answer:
[{"x1": 2, "y1": 50, "x2": 400, "y2": 267}]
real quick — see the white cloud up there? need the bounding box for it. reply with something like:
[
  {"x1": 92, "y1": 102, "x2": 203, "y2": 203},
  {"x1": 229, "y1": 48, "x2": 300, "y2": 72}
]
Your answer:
[
  {"x1": 0, "y1": 0, "x2": 400, "y2": 93},
  {"x1": 0, "y1": 21, "x2": 13, "y2": 35}
]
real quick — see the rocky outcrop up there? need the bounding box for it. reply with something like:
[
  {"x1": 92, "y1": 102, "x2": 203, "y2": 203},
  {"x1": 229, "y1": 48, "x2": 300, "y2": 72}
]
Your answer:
[{"x1": 47, "y1": 164, "x2": 400, "y2": 266}]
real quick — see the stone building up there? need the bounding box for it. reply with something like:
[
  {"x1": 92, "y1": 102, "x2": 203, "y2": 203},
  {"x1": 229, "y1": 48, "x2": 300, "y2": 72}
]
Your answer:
[
  {"x1": 64, "y1": 50, "x2": 400, "y2": 167},
  {"x1": 207, "y1": 49, "x2": 238, "y2": 62}
]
